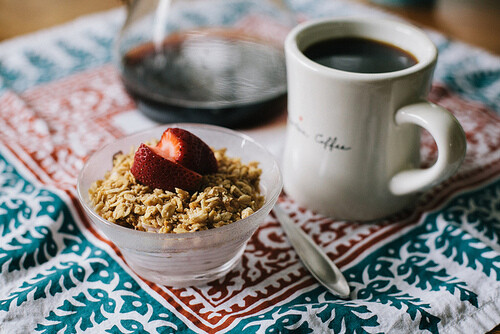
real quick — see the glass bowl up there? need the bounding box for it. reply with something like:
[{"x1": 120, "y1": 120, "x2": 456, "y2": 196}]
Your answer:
[{"x1": 77, "y1": 123, "x2": 282, "y2": 287}]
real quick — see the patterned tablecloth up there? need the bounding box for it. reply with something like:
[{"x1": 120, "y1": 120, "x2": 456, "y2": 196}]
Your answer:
[{"x1": 1, "y1": 1, "x2": 499, "y2": 333}]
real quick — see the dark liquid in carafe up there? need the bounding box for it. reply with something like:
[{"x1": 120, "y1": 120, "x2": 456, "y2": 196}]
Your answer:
[
  {"x1": 303, "y1": 37, "x2": 418, "y2": 73},
  {"x1": 121, "y1": 32, "x2": 287, "y2": 127}
]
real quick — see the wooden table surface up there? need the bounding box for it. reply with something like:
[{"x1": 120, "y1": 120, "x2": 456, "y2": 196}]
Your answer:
[
  {"x1": 355, "y1": 0, "x2": 500, "y2": 55},
  {"x1": 0, "y1": 0, "x2": 499, "y2": 332},
  {"x1": 0, "y1": 0, "x2": 499, "y2": 55}
]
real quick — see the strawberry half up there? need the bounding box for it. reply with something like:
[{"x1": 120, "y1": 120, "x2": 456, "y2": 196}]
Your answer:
[
  {"x1": 156, "y1": 128, "x2": 218, "y2": 175},
  {"x1": 131, "y1": 143, "x2": 202, "y2": 192}
]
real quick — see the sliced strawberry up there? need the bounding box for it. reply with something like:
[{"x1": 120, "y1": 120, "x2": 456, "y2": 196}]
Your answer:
[
  {"x1": 156, "y1": 128, "x2": 218, "y2": 175},
  {"x1": 131, "y1": 143, "x2": 202, "y2": 192}
]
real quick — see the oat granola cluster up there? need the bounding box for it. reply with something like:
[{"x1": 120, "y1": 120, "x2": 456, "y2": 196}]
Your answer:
[{"x1": 89, "y1": 147, "x2": 265, "y2": 233}]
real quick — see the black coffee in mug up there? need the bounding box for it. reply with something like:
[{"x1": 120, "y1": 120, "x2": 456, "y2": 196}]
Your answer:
[{"x1": 303, "y1": 37, "x2": 418, "y2": 73}]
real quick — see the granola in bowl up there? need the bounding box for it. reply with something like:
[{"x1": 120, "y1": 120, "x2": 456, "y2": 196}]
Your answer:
[
  {"x1": 89, "y1": 148, "x2": 265, "y2": 233},
  {"x1": 77, "y1": 123, "x2": 282, "y2": 286},
  {"x1": 88, "y1": 128, "x2": 265, "y2": 233}
]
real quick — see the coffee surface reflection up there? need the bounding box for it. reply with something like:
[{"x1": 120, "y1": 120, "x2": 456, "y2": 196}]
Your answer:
[{"x1": 303, "y1": 37, "x2": 418, "y2": 73}]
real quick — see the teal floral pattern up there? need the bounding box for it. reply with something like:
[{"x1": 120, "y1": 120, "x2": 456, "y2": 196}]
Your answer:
[{"x1": 0, "y1": 155, "x2": 191, "y2": 333}]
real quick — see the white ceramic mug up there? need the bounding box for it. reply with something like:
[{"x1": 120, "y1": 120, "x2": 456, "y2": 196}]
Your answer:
[{"x1": 282, "y1": 17, "x2": 466, "y2": 221}]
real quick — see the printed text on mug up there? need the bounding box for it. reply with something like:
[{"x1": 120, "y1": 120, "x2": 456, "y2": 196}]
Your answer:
[{"x1": 315, "y1": 134, "x2": 351, "y2": 151}]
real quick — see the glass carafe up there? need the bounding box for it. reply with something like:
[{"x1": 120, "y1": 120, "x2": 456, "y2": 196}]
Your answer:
[{"x1": 116, "y1": 0, "x2": 297, "y2": 127}]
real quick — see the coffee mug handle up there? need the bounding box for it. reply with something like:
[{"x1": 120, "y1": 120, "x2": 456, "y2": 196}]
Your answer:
[{"x1": 389, "y1": 101, "x2": 467, "y2": 195}]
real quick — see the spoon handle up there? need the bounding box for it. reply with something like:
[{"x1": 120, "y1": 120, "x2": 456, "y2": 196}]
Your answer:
[{"x1": 273, "y1": 205, "x2": 350, "y2": 298}]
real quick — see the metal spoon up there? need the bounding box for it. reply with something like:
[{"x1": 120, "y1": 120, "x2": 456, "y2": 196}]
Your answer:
[{"x1": 273, "y1": 204, "x2": 350, "y2": 299}]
